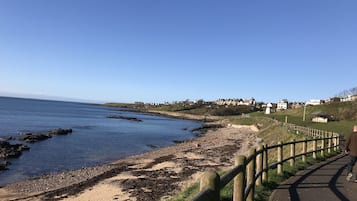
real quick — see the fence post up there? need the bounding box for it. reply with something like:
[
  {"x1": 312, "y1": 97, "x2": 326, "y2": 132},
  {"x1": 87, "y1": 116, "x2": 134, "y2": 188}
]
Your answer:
[
  {"x1": 199, "y1": 171, "x2": 220, "y2": 201},
  {"x1": 234, "y1": 155, "x2": 246, "y2": 201},
  {"x1": 277, "y1": 141, "x2": 283, "y2": 175},
  {"x1": 290, "y1": 140, "x2": 295, "y2": 167},
  {"x1": 302, "y1": 138, "x2": 307, "y2": 163},
  {"x1": 333, "y1": 135, "x2": 337, "y2": 151},
  {"x1": 337, "y1": 134, "x2": 340, "y2": 151},
  {"x1": 262, "y1": 144, "x2": 268, "y2": 183},
  {"x1": 247, "y1": 148, "x2": 256, "y2": 201},
  {"x1": 321, "y1": 135, "x2": 325, "y2": 158},
  {"x1": 328, "y1": 133, "x2": 332, "y2": 154},
  {"x1": 256, "y1": 145, "x2": 263, "y2": 186},
  {"x1": 313, "y1": 138, "x2": 317, "y2": 159}
]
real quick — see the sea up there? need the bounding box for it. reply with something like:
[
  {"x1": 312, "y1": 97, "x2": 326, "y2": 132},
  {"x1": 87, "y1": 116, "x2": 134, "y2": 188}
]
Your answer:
[{"x1": 0, "y1": 97, "x2": 202, "y2": 185}]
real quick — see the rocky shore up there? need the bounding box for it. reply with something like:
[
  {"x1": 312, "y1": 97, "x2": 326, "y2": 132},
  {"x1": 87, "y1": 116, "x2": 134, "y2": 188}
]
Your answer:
[
  {"x1": 0, "y1": 118, "x2": 260, "y2": 201},
  {"x1": 0, "y1": 128, "x2": 73, "y2": 170}
]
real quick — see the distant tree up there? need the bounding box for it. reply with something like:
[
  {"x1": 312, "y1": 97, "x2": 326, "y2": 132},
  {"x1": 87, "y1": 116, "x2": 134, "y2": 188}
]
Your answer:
[{"x1": 336, "y1": 86, "x2": 357, "y2": 97}]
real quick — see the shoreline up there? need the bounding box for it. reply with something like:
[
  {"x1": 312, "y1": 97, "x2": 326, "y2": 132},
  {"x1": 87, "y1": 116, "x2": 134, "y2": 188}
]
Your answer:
[{"x1": 0, "y1": 112, "x2": 260, "y2": 201}]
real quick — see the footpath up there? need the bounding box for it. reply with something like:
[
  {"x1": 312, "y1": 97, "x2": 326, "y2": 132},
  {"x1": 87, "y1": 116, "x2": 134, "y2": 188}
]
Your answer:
[{"x1": 270, "y1": 154, "x2": 357, "y2": 201}]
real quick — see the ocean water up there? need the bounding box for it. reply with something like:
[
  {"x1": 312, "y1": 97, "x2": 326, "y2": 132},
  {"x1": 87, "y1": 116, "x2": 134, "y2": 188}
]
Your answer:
[{"x1": 0, "y1": 97, "x2": 201, "y2": 185}]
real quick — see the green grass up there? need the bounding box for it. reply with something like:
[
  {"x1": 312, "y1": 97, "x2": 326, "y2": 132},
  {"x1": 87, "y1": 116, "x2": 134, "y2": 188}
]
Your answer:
[
  {"x1": 250, "y1": 101, "x2": 357, "y2": 138},
  {"x1": 169, "y1": 183, "x2": 199, "y2": 201}
]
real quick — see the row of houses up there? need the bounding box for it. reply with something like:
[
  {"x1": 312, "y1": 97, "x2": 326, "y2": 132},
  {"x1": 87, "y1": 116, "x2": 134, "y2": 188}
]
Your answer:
[
  {"x1": 264, "y1": 100, "x2": 304, "y2": 111},
  {"x1": 146, "y1": 93, "x2": 357, "y2": 111},
  {"x1": 215, "y1": 98, "x2": 256, "y2": 106},
  {"x1": 336, "y1": 94, "x2": 357, "y2": 102},
  {"x1": 267, "y1": 93, "x2": 357, "y2": 111}
]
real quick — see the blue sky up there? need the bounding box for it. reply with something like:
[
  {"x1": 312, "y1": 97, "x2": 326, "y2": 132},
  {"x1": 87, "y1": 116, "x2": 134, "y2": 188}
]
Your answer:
[{"x1": 0, "y1": 1, "x2": 356, "y2": 103}]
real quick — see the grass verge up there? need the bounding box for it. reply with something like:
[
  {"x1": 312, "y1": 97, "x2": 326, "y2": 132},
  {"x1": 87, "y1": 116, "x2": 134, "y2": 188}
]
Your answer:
[{"x1": 170, "y1": 151, "x2": 340, "y2": 201}]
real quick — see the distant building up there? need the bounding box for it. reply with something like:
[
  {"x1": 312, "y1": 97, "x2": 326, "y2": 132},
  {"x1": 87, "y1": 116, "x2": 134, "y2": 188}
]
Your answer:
[
  {"x1": 215, "y1": 98, "x2": 256, "y2": 106},
  {"x1": 311, "y1": 111, "x2": 330, "y2": 123},
  {"x1": 277, "y1": 99, "x2": 289, "y2": 110},
  {"x1": 239, "y1": 98, "x2": 256, "y2": 106},
  {"x1": 326, "y1": 97, "x2": 341, "y2": 103},
  {"x1": 290, "y1": 102, "x2": 304, "y2": 109},
  {"x1": 312, "y1": 116, "x2": 329, "y2": 123},
  {"x1": 341, "y1": 94, "x2": 357, "y2": 102},
  {"x1": 306, "y1": 99, "x2": 325, "y2": 105}
]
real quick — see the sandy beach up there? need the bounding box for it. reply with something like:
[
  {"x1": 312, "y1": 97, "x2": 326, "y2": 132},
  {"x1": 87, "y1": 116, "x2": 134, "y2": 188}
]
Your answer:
[{"x1": 0, "y1": 112, "x2": 260, "y2": 201}]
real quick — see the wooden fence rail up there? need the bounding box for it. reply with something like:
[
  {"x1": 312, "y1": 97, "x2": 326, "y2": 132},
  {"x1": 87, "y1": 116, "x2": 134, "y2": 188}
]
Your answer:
[{"x1": 191, "y1": 124, "x2": 341, "y2": 201}]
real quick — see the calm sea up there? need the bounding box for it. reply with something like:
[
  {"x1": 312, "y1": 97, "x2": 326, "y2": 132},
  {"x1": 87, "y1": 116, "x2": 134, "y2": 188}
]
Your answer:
[{"x1": 0, "y1": 97, "x2": 201, "y2": 185}]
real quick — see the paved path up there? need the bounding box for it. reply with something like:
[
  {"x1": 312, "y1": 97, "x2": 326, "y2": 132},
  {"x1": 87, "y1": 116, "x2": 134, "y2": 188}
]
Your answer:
[{"x1": 270, "y1": 154, "x2": 357, "y2": 201}]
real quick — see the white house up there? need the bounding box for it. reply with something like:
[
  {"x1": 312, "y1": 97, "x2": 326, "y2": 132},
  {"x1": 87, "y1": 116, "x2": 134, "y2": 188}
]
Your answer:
[
  {"x1": 306, "y1": 99, "x2": 324, "y2": 105},
  {"x1": 215, "y1": 98, "x2": 256, "y2": 106},
  {"x1": 341, "y1": 94, "x2": 357, "y2": 102},
  {"x1": 312, "y1": 116, "x2": 328, "y2": 123},
  {"x1": 311, "y1": 111, "x2": 330, "y2": 123},
  {"x1": 277, "y1": 99, "x2": 288, "y2": 110}
]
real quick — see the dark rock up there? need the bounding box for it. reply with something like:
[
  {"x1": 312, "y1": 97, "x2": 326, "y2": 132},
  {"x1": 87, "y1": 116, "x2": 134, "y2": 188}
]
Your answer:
[
  {"x1": 0, "y1": 140, "x2": 10, "y2": 147},
  {"x1": 18, "y1": 144, "x2": 30, "y2": 151},
  {"x1": 14, "y1": 128, "x2": 73, "y2": 143},
  {"x1": 191, "y1": 123, "x2": 224, "y2": 133},
  {"x1": 107, "y1": 115, "x2": 142, "y2": 122},
  {"x1": 47, "y1": 128, "x2": 73, "y2": 135},
  {"x1": 0, "y1": 141, "x2": 27, "y2": 158},
  {"x1": 17, "y1": 133, "x2": 52, "y2": 143},
  {"x1": 0, "y1": 160, "x2": 9, "y2": 170},
  {"x1": 146, "y1": 144, "x2": 158, "y2": 149},
  {"x1": 173, "y1": 140, "x2": 185, "y2": 144}
]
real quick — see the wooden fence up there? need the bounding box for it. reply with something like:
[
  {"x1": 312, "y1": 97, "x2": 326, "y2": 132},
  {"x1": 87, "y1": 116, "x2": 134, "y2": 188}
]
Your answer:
[{"x1": 191, "y1": 124, "x2": 341, "y2": 201}]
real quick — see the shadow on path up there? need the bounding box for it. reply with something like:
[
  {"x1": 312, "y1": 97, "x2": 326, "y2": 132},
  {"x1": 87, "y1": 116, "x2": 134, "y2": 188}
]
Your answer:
[{"x1": 271, "y1": 154, "x2": 349, "y2": 201}]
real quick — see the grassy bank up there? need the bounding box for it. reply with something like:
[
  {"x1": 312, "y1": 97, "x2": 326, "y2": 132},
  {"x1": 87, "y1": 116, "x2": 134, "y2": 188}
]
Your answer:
[
  {"x1": 170, "y1": 151, "x2": 339, "y2": 201},
  {"x1": 248, "y1": 101, "x2": 357, "y2": 137},
  {"x1": 104, "y1": 100, "x2": 357, "y2": 136}
]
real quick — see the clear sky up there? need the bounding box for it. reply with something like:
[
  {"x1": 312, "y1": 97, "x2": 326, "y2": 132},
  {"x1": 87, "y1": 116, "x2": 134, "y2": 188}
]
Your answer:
[{"x1": 0, "y1": 0, "x2": 356, "y2": 103}]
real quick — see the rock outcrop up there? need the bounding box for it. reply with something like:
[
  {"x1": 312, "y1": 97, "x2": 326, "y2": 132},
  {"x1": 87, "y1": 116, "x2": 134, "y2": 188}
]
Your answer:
[
  {"x1": 8, "y1": 128, "x2": 73, "y2": 143},
  {"x1": 107, "y1": 115, "x2": 142, "y2": 122},
  {"x1": 1, "y1": 128, "x2": 73, "y2": 170},
  {"x1": 0, "y1": 140, "x2": 29, "y2": 170}
]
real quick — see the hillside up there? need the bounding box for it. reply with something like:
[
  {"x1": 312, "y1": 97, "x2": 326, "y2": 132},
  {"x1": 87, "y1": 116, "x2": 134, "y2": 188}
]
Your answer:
[
  {"x1": 251, "y1": 100, "x2": 357, "y2": 137},
  {"x1": 105, "y1": 100, "x2": 357, "y2": 137},
  {"x1": 105, "y1": 102, "x2": 256, "y2": 116}
]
